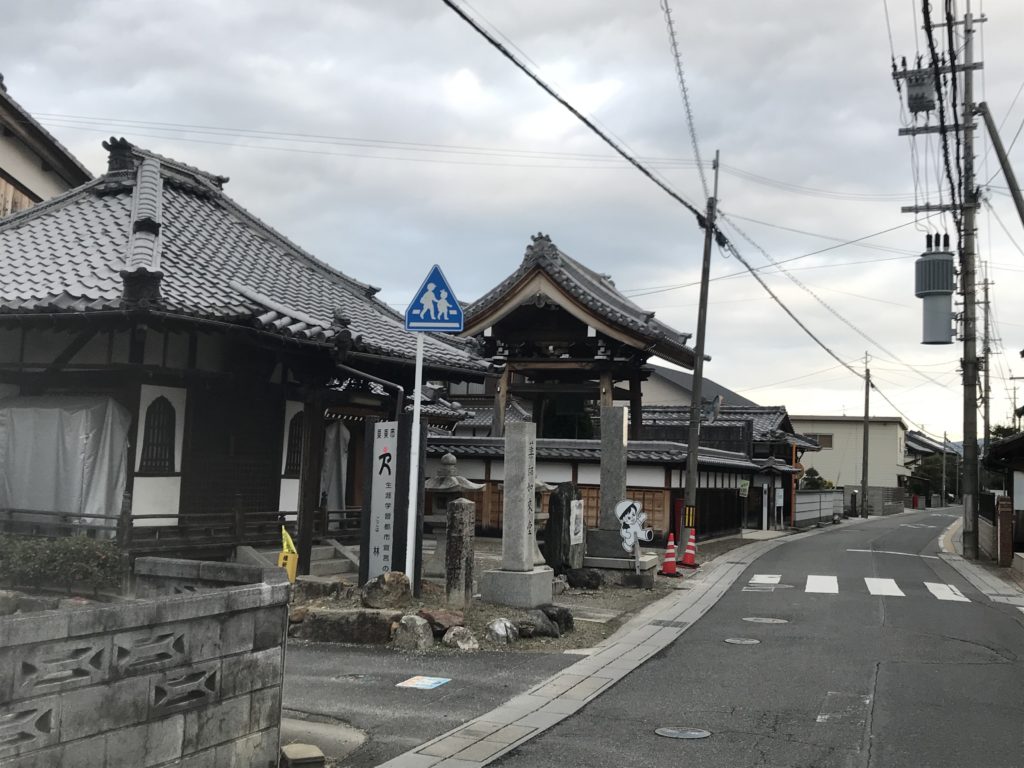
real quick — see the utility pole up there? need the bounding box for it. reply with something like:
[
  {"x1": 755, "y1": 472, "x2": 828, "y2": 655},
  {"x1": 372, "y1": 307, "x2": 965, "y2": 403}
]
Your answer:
[
  {"x1": 941, "y1": 430, "x2": 948, "y2": 507},
  {"x1": 960, "y1": 5, "x2": 980, "y2": 559},
  {"x1": 895, "y1": 4, "x2": 981, "y2": 556},
  {"x1": 982, "y1": 268, "x2": 991, "y2": 465},
  {"x1": 861, "y1": 352, "x2": 871, "y2": 518},
  {"x1": 683, "y1": 150, "x2": 720, "y2": 541}
]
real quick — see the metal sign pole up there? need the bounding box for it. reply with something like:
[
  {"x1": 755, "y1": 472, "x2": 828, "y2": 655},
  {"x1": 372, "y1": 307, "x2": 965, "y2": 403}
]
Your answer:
[{"x1": 406, "y1": 332, "x2": 425, "y2": 577}]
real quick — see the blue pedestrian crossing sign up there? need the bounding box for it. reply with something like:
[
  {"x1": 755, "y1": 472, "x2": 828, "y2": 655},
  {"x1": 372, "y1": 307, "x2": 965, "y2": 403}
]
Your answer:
[{"x1": 404, "y1": 265, "x2": 463, "y2": 332}]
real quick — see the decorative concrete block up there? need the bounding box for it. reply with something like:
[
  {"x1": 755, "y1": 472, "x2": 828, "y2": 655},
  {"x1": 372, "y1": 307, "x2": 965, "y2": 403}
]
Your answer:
[
  {"x1": 105, "y1": 715, "x2": 185, "y2": 767},
  {"x1": 111, "y1": 625, "x2": 189, "y2": 678},
  {"x1": 0, "y1": 611, "x2": 70, "y2": 647},
  {"x1": 150, "y1": 660, "x2": 220, "y2": 718},
  {"x1": 480, "y1": 566, "x2": 554, "y2": 609},
  {"x1": 502, "y1": 422, "x2": 537, "y2": 572},
  {"x1": 183, "y1": 694, "x2": 251, "y2": 754},
  {"x1": 220, "y1": 647, "x2": 283, "y2": 698},
  {"x1": 0, "y1": 695, "x2": 60, "y2": 760},
  {"x1": 12, "y1": 635, "x2": 110, "y2": 701}
]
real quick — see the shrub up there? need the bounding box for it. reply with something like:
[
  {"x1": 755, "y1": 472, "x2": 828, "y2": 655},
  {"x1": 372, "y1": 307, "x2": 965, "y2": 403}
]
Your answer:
[{"x1": 0, "y1": 535, "x2": 127, "y2": 593}]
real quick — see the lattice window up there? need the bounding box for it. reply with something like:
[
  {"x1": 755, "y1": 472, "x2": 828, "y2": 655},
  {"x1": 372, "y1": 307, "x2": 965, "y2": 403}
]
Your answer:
[
  {"x1": 139, "y1": 396, "x2": 175, "y2": 474},
  {"x1": 283, "y1": 412, "x2": 304, "y2": 477}
]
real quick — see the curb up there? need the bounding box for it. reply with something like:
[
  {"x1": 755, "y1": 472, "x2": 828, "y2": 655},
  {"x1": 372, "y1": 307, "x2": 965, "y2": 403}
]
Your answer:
[
  {"x1": 372, "y1": 518, "x2": 876, "y2": 768},
  {"x1": 936, "y1": 516, "x2": 1024, "y2": 605}
]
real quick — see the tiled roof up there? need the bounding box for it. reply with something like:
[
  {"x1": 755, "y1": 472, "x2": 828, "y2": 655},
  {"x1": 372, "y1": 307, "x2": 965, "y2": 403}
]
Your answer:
[
  {"x1": 906, "y1": 430, "x2": 947, "y2": 455},
  {"x1": 642, "y1": 404, "x2": 819, "y2": 451},
  {"x1": 426, "y1": 435, "x2": 759, "y2": 472},
  {"x1": 456, "y1": 399, "x2": 532, "y2": 428},
  {"x1": 0, "y1": 139, "x2": 486, "y2": 375},
  {"x1": 647, "y1": 364, "x2": 758, "y2": 407},
  {"x1": 465, "y1": 233, "x2": 697, "y2": 368}
]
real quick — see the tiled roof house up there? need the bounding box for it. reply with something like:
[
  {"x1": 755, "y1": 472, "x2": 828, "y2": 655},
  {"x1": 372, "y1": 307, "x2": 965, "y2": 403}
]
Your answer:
[{"x1": 0, "y1": 137, "x2": 486, "y2": 564}]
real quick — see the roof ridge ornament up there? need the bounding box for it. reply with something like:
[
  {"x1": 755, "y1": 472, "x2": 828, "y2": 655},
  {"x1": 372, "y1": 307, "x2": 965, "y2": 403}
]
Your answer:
[
  {"x1": 120, "y1": 157, "x2": 164, "y2": 308},
  {"x1": 103, "y1": 136, "x2": 136, "y2": 174},
  {"x1": 525, "y1": 232, "x2": 559, "y2": 264}
]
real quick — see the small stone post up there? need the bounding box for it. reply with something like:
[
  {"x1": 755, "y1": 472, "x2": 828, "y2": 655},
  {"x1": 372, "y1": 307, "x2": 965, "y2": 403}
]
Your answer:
[{"x1": 445, "y1": 497, "x2": 475, "y2": 609}]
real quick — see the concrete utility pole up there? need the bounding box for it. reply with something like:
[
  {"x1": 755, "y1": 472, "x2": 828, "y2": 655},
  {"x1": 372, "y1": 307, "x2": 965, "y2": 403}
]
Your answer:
[
  {"x1": 982, "y1": 269, "x2": 991, "y2": 462},
  {"x1": 942, "y1": 430, "x2": 948, "y2": 506},
  {"x1": 960, "y1": 6, "x2": 980, "y2": 559},
  {"x1": 861, "y1": 352, "x2": 871, "y2": 518},
  {"x1": 683, "y1": 150, "x2": 720, "y2": 539}
]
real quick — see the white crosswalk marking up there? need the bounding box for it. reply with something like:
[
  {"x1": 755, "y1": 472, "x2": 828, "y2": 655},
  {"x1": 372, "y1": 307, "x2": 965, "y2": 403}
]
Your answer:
[
  {"x1": 1019, "y1": 607, "x2": 1024, "y2": 616},
  {"x1": 864, "y1": 578, "x2": 904, "y2": 596},
  {"x1": 924, "y1": 582, "x2": 970, "y2": 602},
  {"x1": 750, "y1": 574, "x2": 781, "y2": 585},
  {"x1": 806, "y1": 575, "x2": 839, "y2": 593}
]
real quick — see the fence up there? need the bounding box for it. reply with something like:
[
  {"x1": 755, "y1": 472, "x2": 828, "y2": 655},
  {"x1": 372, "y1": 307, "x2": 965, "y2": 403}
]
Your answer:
[{"x1": 794, "y1": 490, "x2": 843, "y2": 528}]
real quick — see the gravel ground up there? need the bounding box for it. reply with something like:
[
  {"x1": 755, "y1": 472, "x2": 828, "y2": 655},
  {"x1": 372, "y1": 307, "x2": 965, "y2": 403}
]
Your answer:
[{"x1": 293, "y1": 533, "x2": 764, "y2": 653}]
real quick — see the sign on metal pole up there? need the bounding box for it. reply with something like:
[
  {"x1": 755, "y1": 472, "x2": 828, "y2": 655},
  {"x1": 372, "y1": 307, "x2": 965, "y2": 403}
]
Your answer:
[{"x1": 402, "y1": 265, "x2": 463, "y2": 579}]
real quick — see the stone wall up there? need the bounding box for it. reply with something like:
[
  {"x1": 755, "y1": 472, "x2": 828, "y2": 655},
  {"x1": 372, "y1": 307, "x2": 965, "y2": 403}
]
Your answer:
[{"x1": 0, "y1": 557, "x2": 289, "y2": 767}]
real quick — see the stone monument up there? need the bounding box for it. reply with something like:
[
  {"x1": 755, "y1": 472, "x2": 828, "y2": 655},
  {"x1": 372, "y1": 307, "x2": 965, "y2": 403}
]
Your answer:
[
  {"x1": 445, "y1": 497, "x2": 476, "y2": 609},
  {"x1": 479, "y1": 422, "x2": 554, "y2": 607},
  {"x1": 583, "y1": 406, "x2": 659, "y2": 581},
  {"x1": 543, "y1": 482, "x2": 586, "y2": 572}
]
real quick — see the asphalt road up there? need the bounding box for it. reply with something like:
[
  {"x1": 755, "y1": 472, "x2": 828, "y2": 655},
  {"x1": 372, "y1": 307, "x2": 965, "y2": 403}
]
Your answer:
[
  {"x1": 494, "y1": 510, "x2": 1024, "y2": 768},
  {"x1": 283, "y1": 641, "x2": 575, "y2": 767}
]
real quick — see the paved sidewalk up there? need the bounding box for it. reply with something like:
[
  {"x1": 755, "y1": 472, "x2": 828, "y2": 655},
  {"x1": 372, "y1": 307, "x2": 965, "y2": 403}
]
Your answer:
[
  {"x1": 938, "y1": 512, "x2": 1024, "y2": 607},
  {"x1": 374, "y1": 519, "x2": 871, "y2": 768}
]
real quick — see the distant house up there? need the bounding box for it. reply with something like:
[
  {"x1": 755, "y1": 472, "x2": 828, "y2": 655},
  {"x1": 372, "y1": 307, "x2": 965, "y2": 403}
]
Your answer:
[
  {"x1": 0, "y1": 74, "x2": 92, "y2": 216},
  {"x1": 0, "y1": 138, "x2": 485, "y2": 562},
  {"x1": 641, "y1": 363, "x2": 758, "y2": 408},
  {"x1": 790, "y1": 415, "x2": 909, "y2": 512}
]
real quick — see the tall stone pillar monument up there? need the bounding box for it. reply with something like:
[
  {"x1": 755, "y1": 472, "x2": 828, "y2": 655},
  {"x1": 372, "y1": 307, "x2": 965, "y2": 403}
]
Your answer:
[
  {"x1": 479, "y1": 422, "x2": 554, "y2": 607},
  {"x1": 586, "y1": 405, "x2": 631, "y2": 557}
]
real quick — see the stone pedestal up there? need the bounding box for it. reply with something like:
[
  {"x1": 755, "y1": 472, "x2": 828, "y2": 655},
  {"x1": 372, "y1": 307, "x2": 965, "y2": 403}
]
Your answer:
[
  {"x1": 480, "y1": 422, "x2": 553, "y2": 608},
  {"x1": 445, "y1": 498, "x2": 475, "y2": 609},
  {"x1": 479, "y1": 566, "x2": 554, "y2": 608}
]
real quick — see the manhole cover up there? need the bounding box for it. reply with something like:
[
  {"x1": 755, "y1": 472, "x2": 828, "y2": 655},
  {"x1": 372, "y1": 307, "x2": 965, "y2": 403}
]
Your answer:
[
  {"x1": 655, "y1": 727, "x2": 712, "y2": 739},
  {"x1": 743, "y1": 617, "x2": 788, "y2": 624},
  {"x1": 724, "y1": 637, "x2": 761, "y2": 645}
]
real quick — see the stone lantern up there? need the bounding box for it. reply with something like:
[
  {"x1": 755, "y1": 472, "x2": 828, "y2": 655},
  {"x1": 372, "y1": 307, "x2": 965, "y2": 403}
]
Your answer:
[{"x1": 423, "y1": 453, "x2": 484, "y2": 578}]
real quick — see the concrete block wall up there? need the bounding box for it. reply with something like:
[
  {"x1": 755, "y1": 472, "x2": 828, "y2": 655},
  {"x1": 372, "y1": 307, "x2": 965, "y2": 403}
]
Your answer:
[{"x1": 0, "y1": 559, "x2": 290, "y2": 767}]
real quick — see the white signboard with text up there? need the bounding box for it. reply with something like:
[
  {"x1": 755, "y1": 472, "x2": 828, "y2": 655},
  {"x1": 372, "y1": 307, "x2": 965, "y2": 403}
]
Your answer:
[
  {"x1": 368, "y1": 421, "x2": 399, "y2": 579},
  {"x1": 570, "y1": 499, "x2": 585, "y2": 545}
]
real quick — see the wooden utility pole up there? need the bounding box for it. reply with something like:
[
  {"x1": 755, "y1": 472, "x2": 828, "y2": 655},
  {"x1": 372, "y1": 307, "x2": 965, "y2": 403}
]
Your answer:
[
  {"x1": 860, "y1": 352, "x2": 871, "y2": 518},
  {"x1": 683, "y1": 150, "x2": 720, "y2": 538}
]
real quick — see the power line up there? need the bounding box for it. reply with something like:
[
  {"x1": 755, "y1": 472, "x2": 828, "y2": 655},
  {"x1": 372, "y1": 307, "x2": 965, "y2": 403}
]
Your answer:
[{"x1": 659, "y1": 0, "x2": 709, "y2": 199}]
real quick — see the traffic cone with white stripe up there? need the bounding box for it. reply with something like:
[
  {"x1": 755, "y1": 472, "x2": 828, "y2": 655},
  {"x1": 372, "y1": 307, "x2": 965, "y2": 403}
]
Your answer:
[
  {"x1": 659, "y1": 533, "x2": 678, "y2": 577},
  {"x1": 679, "y1": 528, "x2": 698, "y2": 569}
]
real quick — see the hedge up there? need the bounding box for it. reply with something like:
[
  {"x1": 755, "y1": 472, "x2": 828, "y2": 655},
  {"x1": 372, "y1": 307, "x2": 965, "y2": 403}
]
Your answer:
[{"x1": 0, "y1": 535, "x2": 127, "y2": 593}]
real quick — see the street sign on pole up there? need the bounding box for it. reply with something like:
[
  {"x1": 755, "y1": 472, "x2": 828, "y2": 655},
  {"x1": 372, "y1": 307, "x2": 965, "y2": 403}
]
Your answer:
[
  {"x1": 402, "y1": 265, "x2": 463, "y2": 578},
  {"x1": 405, "y1": 265, "x2": 464, "y2": 332}
]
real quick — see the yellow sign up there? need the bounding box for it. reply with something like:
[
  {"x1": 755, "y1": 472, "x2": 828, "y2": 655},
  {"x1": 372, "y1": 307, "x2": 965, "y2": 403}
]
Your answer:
[{"x1": 281, "y1": 526, "x2": 297, "y2": 554}]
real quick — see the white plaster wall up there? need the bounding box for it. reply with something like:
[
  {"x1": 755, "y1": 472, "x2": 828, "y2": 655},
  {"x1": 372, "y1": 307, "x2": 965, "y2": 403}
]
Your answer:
[
  {"x1": 577, "y1": 464, "x2": 601, "y2": 484},
  {"x1": 0, "y1": 136, "x2": 68, "y2": 200},
  {"x1": 278, "y1": 478, "x2": 300, "y2": 513},
  {"x1": 640, "y1": 374, "x2": 692, "y2": 406},
  {"x1": 537, "y1": 462, "x2": 573, "y2": 483},
  {"x1": 132, "y1": 476, "x2": 181, "y2": 525},
  {"x1": 792, "y1": 418, "x2": 907, "y2": 487},
  {"x1": 280, "y1": 401, "x2": 304, "y2": 474},
  {"x1": 627, "y1": 465, "x2": 664, "y2": 487},
  {"x1": 135, "y1": 385, "x2": 187, "y2": 473}
]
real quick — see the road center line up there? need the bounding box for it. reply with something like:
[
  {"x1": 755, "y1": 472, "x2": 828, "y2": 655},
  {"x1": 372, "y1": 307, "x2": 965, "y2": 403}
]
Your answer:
[
  {"x1": 846, "y1": 548, "x2": 939, "y2": 560},
  {"x1": 806, "y1": 575, "x2": 838, "y2": 594},
  {"x1": 864, "y1": 577, "x2": 904, "y2": 597}
]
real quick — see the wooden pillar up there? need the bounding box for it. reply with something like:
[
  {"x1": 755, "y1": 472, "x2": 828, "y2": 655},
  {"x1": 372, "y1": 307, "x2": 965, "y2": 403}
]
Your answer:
[
  {"x1": 297, "y1": 389, "x2": 326, "y2": 575},
  {"x1": 599, "y1": 371, "x2": 614, "y2": 407},
  {"x1": 491, "y1": 366, "x2": 510, "y2": 437},
  {"x1": 628, "y1": 373, "x2": 642, "y2": 440}
]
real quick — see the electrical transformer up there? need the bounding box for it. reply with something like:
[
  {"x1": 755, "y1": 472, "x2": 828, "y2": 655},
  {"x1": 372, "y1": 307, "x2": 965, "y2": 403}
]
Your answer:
[{"x1": 914, "y1": 234, "x2": 955, "y2": 344}]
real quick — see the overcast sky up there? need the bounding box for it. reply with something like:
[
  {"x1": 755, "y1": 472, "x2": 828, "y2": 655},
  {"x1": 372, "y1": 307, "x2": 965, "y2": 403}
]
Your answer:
[{"x1": 5, "y1": 1, "x2": 1023, "y2": 440}]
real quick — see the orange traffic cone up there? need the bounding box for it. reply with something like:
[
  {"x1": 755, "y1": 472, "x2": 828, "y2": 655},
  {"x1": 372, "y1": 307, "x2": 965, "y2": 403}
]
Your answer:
[
  {"x1": 659, "y1": 533, "x2": 678, "y2": 577},
  {"x1": 679, "y1": 528, "x2": 698, "y2": 568}
]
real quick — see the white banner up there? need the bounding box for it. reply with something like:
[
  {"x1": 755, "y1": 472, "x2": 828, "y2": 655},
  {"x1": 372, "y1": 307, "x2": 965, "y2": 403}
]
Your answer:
[{"x1": 368, "y1": 421, "x2": 399, "y2": 579}]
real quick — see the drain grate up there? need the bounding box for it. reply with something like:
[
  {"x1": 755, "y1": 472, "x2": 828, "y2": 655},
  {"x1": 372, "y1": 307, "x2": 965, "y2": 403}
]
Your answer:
[
  {"x1": 650, "y1": 619, "x2": 689, "y2": 629},
  {"x1": 655, "y1": 727, "x2": 712, "y2": 739}
]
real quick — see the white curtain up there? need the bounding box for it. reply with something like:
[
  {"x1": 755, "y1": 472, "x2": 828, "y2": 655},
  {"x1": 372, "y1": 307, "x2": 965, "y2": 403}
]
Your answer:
[
  {"x1": 320, "y1": 421, "x2": 351, "y2": 510},
  {"x1": 0, "y1": 396, "x2": 130, "y2": 527}
]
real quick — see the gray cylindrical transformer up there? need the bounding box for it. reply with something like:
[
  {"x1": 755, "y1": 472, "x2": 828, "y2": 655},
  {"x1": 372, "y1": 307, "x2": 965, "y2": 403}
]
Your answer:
[{"x1": 915, "y1": 249, "x2": 955, "y2": 344}]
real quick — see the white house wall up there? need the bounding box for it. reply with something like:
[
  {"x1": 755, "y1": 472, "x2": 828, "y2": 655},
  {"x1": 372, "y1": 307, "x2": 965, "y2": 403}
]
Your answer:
[
  {"x1": 640, "y1": 374, "x2": 692, "y2": 406},
  {"x1": 538, "y1": 462, "x2": 573, "y2": 484},
  {"x1": 132, "y1": 476, "x2": 181, "y2": 526},
  {"x1": 0, "y1": 135, "x2": 68, "y2": 200},
  {"x1": 792, "y1": 418, "x2": 907, "y2": 487}
]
